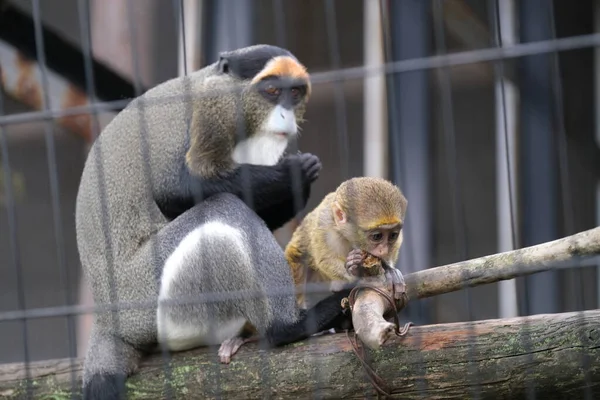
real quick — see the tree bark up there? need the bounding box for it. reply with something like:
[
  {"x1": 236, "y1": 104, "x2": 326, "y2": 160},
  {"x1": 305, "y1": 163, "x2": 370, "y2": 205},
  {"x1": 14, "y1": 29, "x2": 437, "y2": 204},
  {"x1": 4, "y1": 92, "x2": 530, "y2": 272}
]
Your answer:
[{"x1": 1, "y1": 309, "x2": 599, "y2": 399}]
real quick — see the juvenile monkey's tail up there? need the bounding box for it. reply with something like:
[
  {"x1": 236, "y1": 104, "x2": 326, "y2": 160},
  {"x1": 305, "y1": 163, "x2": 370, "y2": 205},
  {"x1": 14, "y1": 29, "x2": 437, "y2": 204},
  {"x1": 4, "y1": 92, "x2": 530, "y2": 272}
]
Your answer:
[{"x1": 82, "y1": 322, "x2": 142, "y2": 400}]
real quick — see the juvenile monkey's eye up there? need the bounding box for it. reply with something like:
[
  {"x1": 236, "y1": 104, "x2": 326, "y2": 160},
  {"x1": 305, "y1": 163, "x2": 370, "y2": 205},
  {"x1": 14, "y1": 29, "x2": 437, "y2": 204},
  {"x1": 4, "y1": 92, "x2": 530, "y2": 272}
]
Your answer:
[
  {"x1": 389, "y1": 231, "x2": 399, "y2": 241},
  {"x1": 370, "y1": 232, "x2": 383, "y2": 242}
]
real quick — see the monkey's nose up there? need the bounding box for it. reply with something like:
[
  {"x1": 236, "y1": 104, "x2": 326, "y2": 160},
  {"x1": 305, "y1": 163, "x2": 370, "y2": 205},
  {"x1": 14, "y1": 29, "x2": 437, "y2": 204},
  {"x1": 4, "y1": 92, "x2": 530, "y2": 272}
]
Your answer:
[{"x1": 373, "y1": 248, "x2": 388, "y2": 258}]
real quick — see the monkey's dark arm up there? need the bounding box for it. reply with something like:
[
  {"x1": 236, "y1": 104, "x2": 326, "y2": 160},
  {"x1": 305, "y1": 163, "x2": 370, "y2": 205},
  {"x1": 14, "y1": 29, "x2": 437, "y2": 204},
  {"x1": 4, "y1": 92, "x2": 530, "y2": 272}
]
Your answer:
[
  {"x1": 223, "y1": 162, "x2": 313, "y2": 230},
  {"x1": 158, "y1": 155, "x2": 317, "y2": 230},
  {"x1": 265, "y1": 288, "x2": 354, "y2": 347},
  {"x1": 252, "y1": 183, "x2": 311, "y2": 231}
]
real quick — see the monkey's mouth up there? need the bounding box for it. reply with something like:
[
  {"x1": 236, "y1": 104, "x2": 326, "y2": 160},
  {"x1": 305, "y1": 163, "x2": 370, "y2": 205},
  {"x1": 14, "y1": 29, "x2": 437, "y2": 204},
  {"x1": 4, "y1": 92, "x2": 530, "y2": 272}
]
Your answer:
[{"x1": 275, "y1": 132, "x2": 290, "y2": 139}]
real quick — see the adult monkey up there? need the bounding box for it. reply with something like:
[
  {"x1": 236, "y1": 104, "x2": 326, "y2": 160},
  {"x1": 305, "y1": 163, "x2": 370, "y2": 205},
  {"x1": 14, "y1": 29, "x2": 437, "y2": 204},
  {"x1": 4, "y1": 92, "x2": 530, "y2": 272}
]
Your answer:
[{"x1": 76, "y1": 45, "x2": 349, "y2": 399}]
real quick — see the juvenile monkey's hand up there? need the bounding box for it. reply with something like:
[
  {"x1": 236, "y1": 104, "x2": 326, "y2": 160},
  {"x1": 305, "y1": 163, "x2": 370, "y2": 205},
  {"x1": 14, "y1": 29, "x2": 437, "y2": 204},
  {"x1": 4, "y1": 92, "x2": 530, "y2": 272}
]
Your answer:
[{"x1": 345, "y1": 248, "x2": 365, "y2": 277}]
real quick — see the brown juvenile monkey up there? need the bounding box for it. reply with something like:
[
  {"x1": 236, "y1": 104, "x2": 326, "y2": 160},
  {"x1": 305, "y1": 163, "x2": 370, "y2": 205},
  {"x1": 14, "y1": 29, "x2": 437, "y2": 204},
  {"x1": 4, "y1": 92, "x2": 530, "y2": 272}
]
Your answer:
[{"x1": 285, "y1": 176, "x2": 408, "y2": 326}]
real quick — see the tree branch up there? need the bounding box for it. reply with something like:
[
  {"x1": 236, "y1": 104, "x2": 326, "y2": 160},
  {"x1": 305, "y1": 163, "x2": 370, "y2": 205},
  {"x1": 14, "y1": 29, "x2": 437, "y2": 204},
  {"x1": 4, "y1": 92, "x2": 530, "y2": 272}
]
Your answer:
[{"x1": 404, "y1": 226, "x2": 600, "y2": 300}]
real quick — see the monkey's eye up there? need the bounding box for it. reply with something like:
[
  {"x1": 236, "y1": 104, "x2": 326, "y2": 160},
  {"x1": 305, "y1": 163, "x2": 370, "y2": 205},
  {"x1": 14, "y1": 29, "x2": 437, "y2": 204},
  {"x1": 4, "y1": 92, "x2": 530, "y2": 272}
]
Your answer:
[
  {"x1": 389, "y1": 231, "x2": 399, "y2": 241},
  {"x1": 291, "y1": 87, "x2": 301, "y2": 98},
  {"x1": 264, "y1": 85, "x2": 281, "y2": 96},
  {"x1": 369, "y1": 232, "x2": 383, "y2": 242}
]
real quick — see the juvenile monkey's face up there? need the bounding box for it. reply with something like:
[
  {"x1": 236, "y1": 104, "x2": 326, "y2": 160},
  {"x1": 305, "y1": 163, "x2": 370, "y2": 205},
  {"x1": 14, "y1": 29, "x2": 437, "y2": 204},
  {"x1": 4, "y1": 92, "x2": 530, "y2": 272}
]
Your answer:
[
  {"x1": 360, "y1": 225, "x2": 403, "y2": 260},
  {"x1": 332, "y1": 197, "x2": 404, "y2": 263},
  {"x1": 336, "y1": 218, "x2": 403, "y2": 263}
]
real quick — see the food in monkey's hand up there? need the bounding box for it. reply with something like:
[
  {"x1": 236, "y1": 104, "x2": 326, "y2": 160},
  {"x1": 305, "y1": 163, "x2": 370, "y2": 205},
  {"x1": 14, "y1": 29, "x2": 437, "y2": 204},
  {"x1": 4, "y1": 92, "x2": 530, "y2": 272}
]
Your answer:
[
  {"x1": 344, "y1": 249, "x2": 411, "y2": 350},
  {"x1": 346, "y1": 248, "x2": 384, "y2": 276}
]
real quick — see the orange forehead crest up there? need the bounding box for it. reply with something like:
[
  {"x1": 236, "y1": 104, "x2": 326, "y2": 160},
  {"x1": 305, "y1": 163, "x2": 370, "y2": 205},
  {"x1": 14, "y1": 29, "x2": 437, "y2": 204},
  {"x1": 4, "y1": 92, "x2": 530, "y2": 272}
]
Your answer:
[
  {"x1": 251, "y1": 56, "x2": 311, "y2": 97},
  {"x1": 364, "y1": 217, "x2": 401, "y2": 231}
]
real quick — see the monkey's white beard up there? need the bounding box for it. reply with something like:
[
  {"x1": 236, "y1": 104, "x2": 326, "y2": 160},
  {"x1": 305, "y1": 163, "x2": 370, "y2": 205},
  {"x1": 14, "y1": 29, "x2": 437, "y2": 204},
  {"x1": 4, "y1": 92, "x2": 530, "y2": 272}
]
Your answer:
[
  {"x1": 232, "y1": 133, "x2": 289, "y2": 166},
  {"x1": 232, "y1": 105, "x2": 297, "y2": 166}
]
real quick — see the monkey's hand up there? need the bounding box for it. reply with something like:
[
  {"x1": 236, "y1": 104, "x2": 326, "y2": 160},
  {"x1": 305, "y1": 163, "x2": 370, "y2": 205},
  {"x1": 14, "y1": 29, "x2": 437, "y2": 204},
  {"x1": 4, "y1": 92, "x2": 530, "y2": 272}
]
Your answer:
[
  {"x1": 384, "y1": 267, "x2": 408, "y2": 309},
  {"x1": 283, "y1": 152, "x2": 322, "y2": 185},
  {"x1": 275, "y1": 152, "x2": 321, "y2": 215},
  {"x1": 345, "y1": 248, "x2": 366, "y2": 277}
]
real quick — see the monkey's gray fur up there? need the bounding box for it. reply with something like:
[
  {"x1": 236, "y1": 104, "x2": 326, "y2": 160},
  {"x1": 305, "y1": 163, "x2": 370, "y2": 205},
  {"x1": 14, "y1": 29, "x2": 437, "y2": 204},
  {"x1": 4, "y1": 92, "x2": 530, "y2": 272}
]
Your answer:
[{"x1": 76, "y1": 44, "x2": 329, "y2": 399}]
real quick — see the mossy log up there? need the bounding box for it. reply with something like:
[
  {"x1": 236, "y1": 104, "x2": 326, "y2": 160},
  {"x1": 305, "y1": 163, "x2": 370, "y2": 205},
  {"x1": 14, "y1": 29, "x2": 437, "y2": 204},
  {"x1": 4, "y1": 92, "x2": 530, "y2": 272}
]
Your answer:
[{"x1": 1, "y1": 309, "x2": 599, "y2": 399}]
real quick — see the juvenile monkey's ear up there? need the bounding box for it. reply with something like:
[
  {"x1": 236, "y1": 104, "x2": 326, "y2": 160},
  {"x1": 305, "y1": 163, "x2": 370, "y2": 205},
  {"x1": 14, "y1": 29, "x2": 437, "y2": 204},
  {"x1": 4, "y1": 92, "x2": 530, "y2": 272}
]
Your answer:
[
  {"x1": 332, "y1": 201, "x2": 347, "y2": 226},
  {"x1": 218, "y1": 57, "x2": 230, "y2": 74}
]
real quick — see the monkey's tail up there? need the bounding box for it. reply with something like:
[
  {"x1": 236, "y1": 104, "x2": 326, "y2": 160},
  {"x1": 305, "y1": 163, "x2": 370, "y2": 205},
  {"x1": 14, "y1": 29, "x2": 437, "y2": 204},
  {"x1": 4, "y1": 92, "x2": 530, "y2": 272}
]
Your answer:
[{"x1": 82, "y1": 322, "x2": 142, "y2": 400}]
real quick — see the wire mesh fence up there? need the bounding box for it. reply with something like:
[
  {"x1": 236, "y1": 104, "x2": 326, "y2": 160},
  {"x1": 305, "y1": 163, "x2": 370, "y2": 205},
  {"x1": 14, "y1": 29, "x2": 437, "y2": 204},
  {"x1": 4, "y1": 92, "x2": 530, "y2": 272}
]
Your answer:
[{"x1": 0, "y1": 0, "x2": 599, "y2": 399}]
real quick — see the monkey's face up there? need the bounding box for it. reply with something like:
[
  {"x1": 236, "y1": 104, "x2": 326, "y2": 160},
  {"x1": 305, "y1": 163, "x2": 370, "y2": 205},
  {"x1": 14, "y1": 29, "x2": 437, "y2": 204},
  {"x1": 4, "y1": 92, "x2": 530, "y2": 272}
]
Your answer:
[
  {"x1": 360, "y1": 225, "x2": 403, "y2": 260},
  {"x1": 332, "y1": 199, "x2": 404, "y2": 263},
  {"x1": 242, "y1": 76, "x2": 309, "y2": 137},
  {"x1": 230, "y1": 56, "x2": 311, "y2": 166},
  {"x1": 331, "y1": 177, "x2": 408, "y2": 263},
  {"x1": 337, "y1": 218, "x2": 403, "y2": 262}
]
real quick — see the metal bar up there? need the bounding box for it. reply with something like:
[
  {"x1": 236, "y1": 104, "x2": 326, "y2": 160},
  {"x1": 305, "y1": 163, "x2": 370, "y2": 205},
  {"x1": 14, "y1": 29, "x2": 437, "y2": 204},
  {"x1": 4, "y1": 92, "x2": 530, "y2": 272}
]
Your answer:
[
  {"x1": 594, "y1": 0, "x2": 600, "y2": 310},
  {"x1": 547, "y1": 3, "x2": 592, "y2": 398},
  {"x1": 432, "y1": 1, "x2": 480, "y2": 397},
  {"x1": 177, "y1": 0, "x2": 204, "y2": 77},
  {"x1": 518, "y1": 0, "x2": 560, "y2": 316},
  {"x1": 363, "y1": 0, "x2": 388, "y2": 179},
  {"x1": 201, "y1": 3, "x2": 255, "y2": 396},
  {"x1": 31, "y1": 0, "x2": 78, "y2": 396},
  {"x1": 492, "y1": 0, "x2": 520, "y2": 319},
  {"x1": 383, "y1": 0, "x2": 430, "y2": 396},
  {"x1": 387, "y1": 0, "x2": 431, "y2": 320},
  {"x1": 325, "y1": 0, "x2": 350, "y2": 182},
  {"x1": 3, "y1": 31, "x2": 600, "y2": 127},
  {"x1": 201, "y1": 0, "x2": 253, "y2": 64},
  {"x1": 0, "y1": 82, "x2": 32, "y2": 399}
]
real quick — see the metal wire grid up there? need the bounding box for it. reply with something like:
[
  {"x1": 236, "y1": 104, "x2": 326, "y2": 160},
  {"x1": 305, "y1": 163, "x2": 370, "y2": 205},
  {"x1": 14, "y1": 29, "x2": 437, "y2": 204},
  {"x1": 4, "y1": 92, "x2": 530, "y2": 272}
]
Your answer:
[{"x1": 0, "y1": 0, "x2": 597, "y2": 398}]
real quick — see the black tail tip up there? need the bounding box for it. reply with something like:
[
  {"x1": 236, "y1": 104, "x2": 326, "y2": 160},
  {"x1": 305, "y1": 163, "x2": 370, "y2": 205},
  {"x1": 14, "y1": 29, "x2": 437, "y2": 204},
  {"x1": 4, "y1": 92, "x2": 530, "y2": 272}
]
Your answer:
[{"x1": 83, "y1": 373, "x2": 128, "y2": 400}]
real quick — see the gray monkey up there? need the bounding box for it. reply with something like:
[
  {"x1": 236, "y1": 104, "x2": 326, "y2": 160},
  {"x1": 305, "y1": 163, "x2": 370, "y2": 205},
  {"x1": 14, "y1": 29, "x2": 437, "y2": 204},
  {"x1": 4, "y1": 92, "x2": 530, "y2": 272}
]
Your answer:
[{"x1": 76, "y1": 44, "x2": 352, "y2": 399}]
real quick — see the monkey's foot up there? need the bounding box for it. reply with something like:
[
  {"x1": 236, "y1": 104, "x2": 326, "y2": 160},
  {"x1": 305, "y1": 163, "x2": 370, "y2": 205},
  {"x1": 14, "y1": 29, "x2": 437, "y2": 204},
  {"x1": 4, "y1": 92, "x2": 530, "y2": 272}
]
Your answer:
[{"x1": 218, "y1": 336, "x2": 253, "y2": 364}]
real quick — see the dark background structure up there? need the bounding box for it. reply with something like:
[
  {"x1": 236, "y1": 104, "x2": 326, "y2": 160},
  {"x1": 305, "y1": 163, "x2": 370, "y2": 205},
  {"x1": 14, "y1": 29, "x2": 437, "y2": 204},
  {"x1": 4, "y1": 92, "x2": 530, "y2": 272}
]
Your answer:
[{"x1": 0, "y1": 2, "x2": 598, "y2": 391}]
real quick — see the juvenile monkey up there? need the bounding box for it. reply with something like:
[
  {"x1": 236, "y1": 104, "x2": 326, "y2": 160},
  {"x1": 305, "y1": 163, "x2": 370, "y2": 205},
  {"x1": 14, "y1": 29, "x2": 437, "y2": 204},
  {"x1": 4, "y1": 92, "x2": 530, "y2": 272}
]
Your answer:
[
  {"x1": 76, "y1": 44, "x2": 351, "y2": 400},
  {"x1": 285, "y1": 177, "x2": 408, "y2": 327}
]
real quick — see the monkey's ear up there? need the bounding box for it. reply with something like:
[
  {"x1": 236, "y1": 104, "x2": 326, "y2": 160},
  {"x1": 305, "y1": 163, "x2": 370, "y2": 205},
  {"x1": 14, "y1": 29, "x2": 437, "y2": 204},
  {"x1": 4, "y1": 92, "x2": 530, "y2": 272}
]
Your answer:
[
  {"x1": 218, "y1": 57, "x2": 230, "y2": 74},
  {"x1": 332, "y1": 202, "x2": 347, "y2": 226}
]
